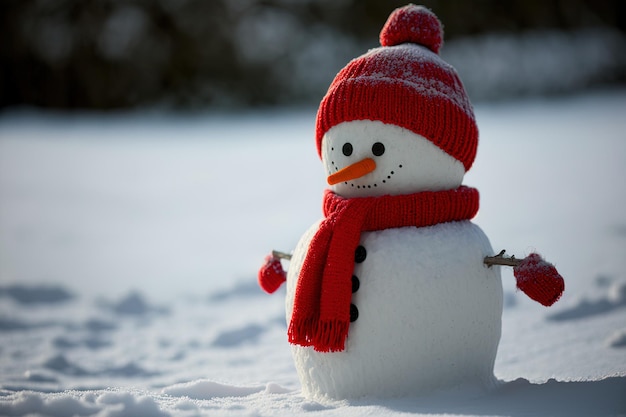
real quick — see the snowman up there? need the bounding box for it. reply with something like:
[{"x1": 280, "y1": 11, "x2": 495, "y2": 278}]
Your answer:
[{"x1": 259, "y1": 4, "x2": 564, "y2": 401}]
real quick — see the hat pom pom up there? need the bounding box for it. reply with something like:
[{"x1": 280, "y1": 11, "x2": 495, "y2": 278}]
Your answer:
[
  {"x1": 380, "y1": 4, "x2": 443, "y2": 53},
  {"x1": 513, "y1": 253, "x2": 565, "y2": 306},
  {"x1": 258, "y1": 254, "x2": 286, "y2": 294}
]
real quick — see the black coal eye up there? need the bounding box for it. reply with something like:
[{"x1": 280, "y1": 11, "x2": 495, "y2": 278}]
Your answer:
[
  {"x1": 342, "y1": 142, "x2": 353, "y2": 156},
  {"x1": 372, "y1": 142, "x2": 385, "y2": 156}
]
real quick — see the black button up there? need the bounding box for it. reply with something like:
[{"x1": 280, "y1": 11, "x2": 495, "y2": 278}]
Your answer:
[
  {"x1": 350, "y1": 304, "x2": 359, "y2": 322},
  {"x1": 351, "y1": 275, "x2": 360, "y2": 293},
  {"x1": 354, "y1": 245, "x2": 367, "y2": 263}
]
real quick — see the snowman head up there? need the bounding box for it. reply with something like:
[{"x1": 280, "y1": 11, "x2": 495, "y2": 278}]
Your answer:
[
  {"x1": 321, "y1": 120, "x2": 465, "y2": 197},
  {"x1": 315, "y1": 5, "x2": 477, "y2": 198}
]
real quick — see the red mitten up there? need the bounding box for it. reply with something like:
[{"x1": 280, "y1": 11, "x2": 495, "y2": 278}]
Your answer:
[
  {"x1": 513, "y1": 253, "x2": 564, "y2": 306},
  {"x1": 258, "y1": 254, "x2": 286, "y2": 294}
]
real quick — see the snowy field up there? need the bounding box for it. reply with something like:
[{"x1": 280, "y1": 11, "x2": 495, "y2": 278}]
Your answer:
[{"x1": 1, "y1": 89, "x2": 625, "y2": 416}]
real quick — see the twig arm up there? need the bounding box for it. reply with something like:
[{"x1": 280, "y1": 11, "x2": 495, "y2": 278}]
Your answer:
[
  {"x1": 274, "y1": 249, "x2": 520, "y2": 267},
  {"x1": 484, "y1": 249, "x2": 522, "y2": 267},
  {"x1": 272, "y1": 250, "x2": 293, "y2": 261}
]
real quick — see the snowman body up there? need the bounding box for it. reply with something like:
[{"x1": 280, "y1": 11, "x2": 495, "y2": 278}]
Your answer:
[
  {"x1": 284, "y1": 120, "x2": 503, "y2": 400},
  {"x1": 286, "y1": 221, "x2": 502, "y2": 400}
]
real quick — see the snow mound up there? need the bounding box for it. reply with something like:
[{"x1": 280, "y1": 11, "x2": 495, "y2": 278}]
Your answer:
[
  {"x1": 1, "y1": 377, "x2": 624, "y2": 417},
  {"x1": 211, "y1": 323, "x2": 266, "y2": 348},
  {"x1": 0, "y1": 390, "x2": 170, "y2": 417},
  {"x1": 96, "y1": 391, "x2": 170, "y2": 417},
  {"x1": 0, "y1": 284, "x2": 73, "y2": 304},
  {"x1": 548, "y1": 281, "x2": 626, "y2": 321},
  {"x1": 107, "y1": 292, "x2": 169, "y2": 316},
  {"x1": 162, "y1": 380, "x2": 265, "y2": 400},
  {"x1": 606, "y1": 329, "x2": 626, "y2": 349}
]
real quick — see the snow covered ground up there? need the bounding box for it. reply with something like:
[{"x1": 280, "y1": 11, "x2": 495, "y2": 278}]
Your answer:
[{"x1": 1, "y1": 89, "x2": 625, "y2": 416}]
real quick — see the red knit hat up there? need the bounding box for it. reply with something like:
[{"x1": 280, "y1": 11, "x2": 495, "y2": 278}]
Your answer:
[{"x1": 315, "y1": 5, "x2": 478, "y2": 171}]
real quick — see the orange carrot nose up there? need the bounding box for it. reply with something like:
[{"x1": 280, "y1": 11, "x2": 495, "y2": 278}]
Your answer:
[{"x1": 327, "y1": 158, "x2": 376, "y2": 185}]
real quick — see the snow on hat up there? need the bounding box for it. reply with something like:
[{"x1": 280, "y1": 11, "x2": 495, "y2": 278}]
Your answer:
[{"x1": 315, "y1": 4, "x2": 478, "y2": 171}]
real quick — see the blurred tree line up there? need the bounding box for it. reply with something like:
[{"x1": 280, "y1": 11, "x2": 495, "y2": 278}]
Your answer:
[{"x1": 0, "y1": 0, "x2": 624, "y2": 110}]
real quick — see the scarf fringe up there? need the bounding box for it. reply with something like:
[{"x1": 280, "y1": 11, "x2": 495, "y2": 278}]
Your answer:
[{"x1": 288, "y1": 317, "x2": 349, "y2": 352}]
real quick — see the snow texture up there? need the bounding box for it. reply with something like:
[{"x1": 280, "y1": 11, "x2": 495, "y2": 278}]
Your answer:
[
  {"x1": 360, "y1": 44, "x2": 475, "y2": 116},
  {"x1": 1, "y1": 90, "x2": 626, "y2": 415}
]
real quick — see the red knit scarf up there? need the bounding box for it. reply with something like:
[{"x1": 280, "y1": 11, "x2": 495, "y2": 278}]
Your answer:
[{"x1": 288, "y1": 186, "x2": 480, "y2": 352}]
